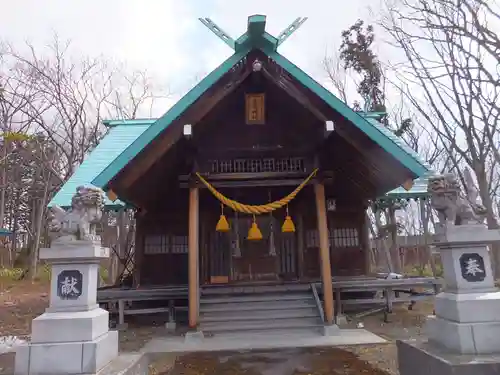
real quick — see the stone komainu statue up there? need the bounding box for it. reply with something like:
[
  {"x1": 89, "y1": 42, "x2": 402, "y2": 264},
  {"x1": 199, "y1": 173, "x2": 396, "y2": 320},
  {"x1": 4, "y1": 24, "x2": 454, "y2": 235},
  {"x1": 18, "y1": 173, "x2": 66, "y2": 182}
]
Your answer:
[
  {"x1": 47, "y1": 186, "x2": 105, "y2": 242},
  {"x1": 427, "y1": 169, "x2": 487, "y2": 226}
]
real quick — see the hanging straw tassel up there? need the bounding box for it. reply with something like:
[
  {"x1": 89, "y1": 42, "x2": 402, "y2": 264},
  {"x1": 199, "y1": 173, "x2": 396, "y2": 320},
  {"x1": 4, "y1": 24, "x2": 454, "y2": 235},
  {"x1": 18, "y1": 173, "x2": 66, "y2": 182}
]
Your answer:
[
  {"x1": 216, "y1": 204, "x2": 230, "y2": 232},
  {"x1": 247, "y1": 215, "x2": 263, "y2": 240},
  {"x1": 233, "y1": 212, "x2": 242, "y2": 257},
  {"x1": 268, "y1": 216, "x2": 277, "y2": 256},
  {"x1": 268, "y1": 191, "x2": 277, "y2": 256},
  {"x1": 282, "y1": 205, "x2": 296, "y2": 233}
]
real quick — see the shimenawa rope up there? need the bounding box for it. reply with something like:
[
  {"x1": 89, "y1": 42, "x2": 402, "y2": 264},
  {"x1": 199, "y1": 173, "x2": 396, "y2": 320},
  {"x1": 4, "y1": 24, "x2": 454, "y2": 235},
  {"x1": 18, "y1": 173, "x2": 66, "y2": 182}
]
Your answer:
[{"x1": 195, "y1": 168, "x2": 318, "y2": 215}]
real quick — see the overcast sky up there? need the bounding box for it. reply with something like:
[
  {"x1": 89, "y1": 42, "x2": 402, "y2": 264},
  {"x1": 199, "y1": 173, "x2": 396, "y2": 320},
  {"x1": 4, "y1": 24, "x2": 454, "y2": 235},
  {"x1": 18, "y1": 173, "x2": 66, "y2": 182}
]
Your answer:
[{"x1": 0, "y1": 0, "x2": 381, "y2": 113}]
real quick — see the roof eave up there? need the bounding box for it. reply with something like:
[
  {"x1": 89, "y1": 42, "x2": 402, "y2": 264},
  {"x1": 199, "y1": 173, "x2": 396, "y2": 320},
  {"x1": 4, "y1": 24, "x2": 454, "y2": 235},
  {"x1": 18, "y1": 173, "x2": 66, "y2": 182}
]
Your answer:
[
  {"x1": 92, "y1": 15, "x2": 430, "y2": 192},
  {"x1": 91, "y1": 48, "x2": 252, "y2": 190},
  {"x1": 257, "y1": 47, "x2": 429, "y2": 178}
]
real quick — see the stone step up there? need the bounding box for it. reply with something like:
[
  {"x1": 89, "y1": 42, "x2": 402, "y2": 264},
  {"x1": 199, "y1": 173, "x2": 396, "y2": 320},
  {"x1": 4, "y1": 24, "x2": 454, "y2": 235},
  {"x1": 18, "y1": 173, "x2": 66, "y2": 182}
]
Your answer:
[
  {"x1": 200, "y1": 299, "x2": 316, "y2": 313},
  {"x1": 200, "y1": 316, "x2": 322, "y2": 333},
  {"x1": 200, "y1": 306, "x2": 319, "y2": 323},
  {"x1": 200, "y1": 293, "x2": 312, "y2": 304},
  {"x1": 201, "y1": 284, "x2": 311, "y2": 296}
]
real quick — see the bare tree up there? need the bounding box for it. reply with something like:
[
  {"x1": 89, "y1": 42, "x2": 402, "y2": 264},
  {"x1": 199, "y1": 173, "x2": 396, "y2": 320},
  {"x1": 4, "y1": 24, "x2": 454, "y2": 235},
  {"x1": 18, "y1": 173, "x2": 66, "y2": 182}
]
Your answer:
[
  {"x1": 322, "y1": 50, "x2": 350, "y2": 104},
  {"x1": 380, "y1": 0, "x2": 500, "y2": 274},
  {"x1": 0, "y1": 48, "x2": 42, "y2": 228},
  {"x1": 108, "y1": 68, "x2": 171, "y2": 120},
  {"x1": 0, "y1": 36, "x2": 170, "y2": 275},
  {"x1": 7, "y1": 39, "x2": 114, "y2": 180},
  {"x1": 7, "y1": 36, "x2": 171, "y2": 181}
]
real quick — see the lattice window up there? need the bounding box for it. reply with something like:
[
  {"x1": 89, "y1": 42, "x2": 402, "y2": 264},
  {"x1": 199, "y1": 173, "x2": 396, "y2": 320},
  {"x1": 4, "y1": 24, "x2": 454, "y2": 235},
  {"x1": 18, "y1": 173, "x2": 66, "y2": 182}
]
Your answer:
[
  {"x1": 171, "y1": 235, "x2": 189, "y2": 254},
  {"x1": 306, "y1": 230, "x2": 319, "y2": 248},
  {"x1": 210, "y1": 157, "x2": 305, "y2": 174},
  {"x1": 144, "y1": 235, "x2": 169, "y2": 255},
  {"x1": 307, "y1": 228, "x2": 360, "y2": 249},
  {"x1": 307, "y1": 229, "x2": 343, "y2": 248},
  {"x1": 331, "y1": 228, "x2": 359, "y2": 248},
  {"x1": 143, "y1": 235, "x2": 188, "y2": 254}
]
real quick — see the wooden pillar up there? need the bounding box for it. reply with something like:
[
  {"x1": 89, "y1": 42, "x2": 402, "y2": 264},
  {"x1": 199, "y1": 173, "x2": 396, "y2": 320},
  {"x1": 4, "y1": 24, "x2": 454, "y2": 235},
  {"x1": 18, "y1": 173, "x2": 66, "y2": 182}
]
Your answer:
[
  {"x1": 314, "y1": 182, "x2": 334, "y2": 325},
  {"x1": 115, "y1": 209, "x2": 127, "y2": 284},
  {"x1": 188, "y1": 186, "x2": 200, "y2": 328}
]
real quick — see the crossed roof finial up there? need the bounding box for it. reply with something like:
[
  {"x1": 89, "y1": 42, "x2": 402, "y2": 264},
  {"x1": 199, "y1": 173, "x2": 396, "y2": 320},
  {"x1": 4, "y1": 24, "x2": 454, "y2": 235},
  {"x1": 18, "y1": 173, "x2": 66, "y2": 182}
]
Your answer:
[{"x1": 198, "y1": 15, "x2": 308, "y2": 52}]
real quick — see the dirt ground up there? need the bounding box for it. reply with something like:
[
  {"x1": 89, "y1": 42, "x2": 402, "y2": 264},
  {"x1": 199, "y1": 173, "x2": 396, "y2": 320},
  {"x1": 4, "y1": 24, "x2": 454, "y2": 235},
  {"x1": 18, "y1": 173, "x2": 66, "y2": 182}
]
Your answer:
[
  {"x1": 159, "y1": 302, "x2": 432, "y2": 375},
  {"x1": 0, "y1": 279, "x2": 433, "y2": 375}
]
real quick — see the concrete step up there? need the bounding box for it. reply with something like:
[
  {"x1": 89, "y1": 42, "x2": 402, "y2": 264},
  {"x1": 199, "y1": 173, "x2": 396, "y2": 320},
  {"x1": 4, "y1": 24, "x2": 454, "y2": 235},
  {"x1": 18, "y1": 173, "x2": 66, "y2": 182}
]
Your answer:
[
  {"x1": 209, "y1": 326, "x2": 323, "y2": 339},
  {"x1": 200, "y1": 306, "x2": 319, "y2": 323},
  {"x1": 200, "y1": 299, "x2": 316, "y2": 313},
  {"x1": 200, "y1": 293, "x2": 312, "y2": 304},
  {"x1": 200, "y1": 316, "x2": 322, "y2": 333}
]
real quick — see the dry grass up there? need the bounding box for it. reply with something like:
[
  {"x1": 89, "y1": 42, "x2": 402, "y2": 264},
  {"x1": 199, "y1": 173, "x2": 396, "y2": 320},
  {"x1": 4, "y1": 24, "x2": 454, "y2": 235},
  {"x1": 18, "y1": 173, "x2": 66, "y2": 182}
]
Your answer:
[
  {"x1": 0, "y1": 279, "x2": 49, "y2": 337},
  {"x1": 342, "y1": 301, "x2": 434, "y2": 375},
  {"x1": 0, "y1": 279, "x2": 50, "y2": 374}
]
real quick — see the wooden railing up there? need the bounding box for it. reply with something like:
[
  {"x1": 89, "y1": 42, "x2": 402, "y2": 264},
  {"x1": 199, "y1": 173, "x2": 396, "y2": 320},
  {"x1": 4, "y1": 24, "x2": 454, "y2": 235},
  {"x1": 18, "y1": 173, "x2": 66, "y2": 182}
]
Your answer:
[
  {"x1": 316, "y1": 276, "x2": 442, "y2": 323},
  {"x1": 207, "y1": 156, "x2": 308, "y2": 174}
]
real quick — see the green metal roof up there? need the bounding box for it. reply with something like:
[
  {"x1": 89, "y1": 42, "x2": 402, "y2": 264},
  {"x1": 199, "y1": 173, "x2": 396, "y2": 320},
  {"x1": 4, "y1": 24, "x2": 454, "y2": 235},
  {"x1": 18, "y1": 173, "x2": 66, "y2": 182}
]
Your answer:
[
  {"x1": 364, "y1": 118, "x2": 430, "y2": 172},
  {"x1": 384, "y1": 172, "x2": 433, "y2": 199},
  {"x1": 53, "y1": 116, "x2": 433, "y2": 207},
  {"x1": 0, "y1": 228, "x2": 12, "y2": 236},
  {"x1": 91, "y1": 14, "x2": 430, "y2": 190},
  {"x1": 92, "y1": 49, "x2": 251, "y2": 189},
  {"x1": 48, "y1": 119, "x2": 155, "y2": 208},
  {"x1": 353, "y1": 117, "x2": 434, "y2": 200},
  {"x1": 264, "y1": 53, "x2": 430, "y2": 177}
]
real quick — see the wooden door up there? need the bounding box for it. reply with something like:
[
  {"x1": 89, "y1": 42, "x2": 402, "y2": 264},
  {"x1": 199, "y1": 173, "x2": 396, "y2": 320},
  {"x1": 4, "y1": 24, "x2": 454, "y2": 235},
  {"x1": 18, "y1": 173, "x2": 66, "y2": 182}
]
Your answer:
[
  {"x1": 231, "y1": 216, "x2": 280, "y2": 282},
  {"x1": 205, "y1": 211, "x2": 232, "y2": 284},
  {"x1": 278, "y1": 232, "x2": 298, "y2": 280}
]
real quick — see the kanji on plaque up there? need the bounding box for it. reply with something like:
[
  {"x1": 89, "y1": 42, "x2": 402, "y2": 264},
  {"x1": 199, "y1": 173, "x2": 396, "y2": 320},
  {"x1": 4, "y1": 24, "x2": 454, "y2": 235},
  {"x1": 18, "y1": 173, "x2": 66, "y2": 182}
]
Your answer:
[
  {"x1": 245, "y1": 93, "x2": 265, "y2": 125},
  {"x1": 459, "y1": 253, "x2": 486, "y2": 282},
  {"x1": 56, "y1": 270, "x2": 83, "y2": 300}
]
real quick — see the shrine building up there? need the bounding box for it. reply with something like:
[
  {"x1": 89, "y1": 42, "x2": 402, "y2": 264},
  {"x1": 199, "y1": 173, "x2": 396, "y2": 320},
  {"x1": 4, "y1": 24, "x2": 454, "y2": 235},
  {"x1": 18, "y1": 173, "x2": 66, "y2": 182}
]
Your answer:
[{"x1": 50, "y1": 15, "x2": 432, "y2": 332}]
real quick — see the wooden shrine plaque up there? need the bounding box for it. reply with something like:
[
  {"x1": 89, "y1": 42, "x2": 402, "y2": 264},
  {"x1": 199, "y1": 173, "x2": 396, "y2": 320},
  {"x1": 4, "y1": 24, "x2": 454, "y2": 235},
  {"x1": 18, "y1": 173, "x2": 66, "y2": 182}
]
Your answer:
[{"x1": 245, "y1": 93, "x2": 265, "y2": 125}]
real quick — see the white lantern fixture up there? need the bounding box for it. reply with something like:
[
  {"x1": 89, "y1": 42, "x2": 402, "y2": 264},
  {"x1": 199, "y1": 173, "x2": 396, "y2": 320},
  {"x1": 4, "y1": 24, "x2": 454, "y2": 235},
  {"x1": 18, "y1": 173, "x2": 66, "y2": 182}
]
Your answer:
[
  {"x1": 252, "y1": 58, "x2": 263, "y2": 72},
  {"x1": 183, "y1": 124, "x2": 193, "y2": 137},
  {"x1": 325, "y1": 120, "x2": 335, "y2": 132}
]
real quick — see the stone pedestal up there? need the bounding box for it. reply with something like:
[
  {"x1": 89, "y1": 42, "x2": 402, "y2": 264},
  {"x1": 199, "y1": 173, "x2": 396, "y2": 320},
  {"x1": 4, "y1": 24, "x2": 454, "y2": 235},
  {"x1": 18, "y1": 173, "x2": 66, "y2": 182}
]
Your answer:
[
  {"x1": 15, "y1": 240, "x2": 119, "y2": 375},
  {"x1": 427, "y1": 225, "x2": 500, "y2": 354},
  {"x1": 398, "y1": 224, "x2": 500, "y2": 375},
  {"x1": 398, "y1": 340, "x2": 500, "y2": 375}
]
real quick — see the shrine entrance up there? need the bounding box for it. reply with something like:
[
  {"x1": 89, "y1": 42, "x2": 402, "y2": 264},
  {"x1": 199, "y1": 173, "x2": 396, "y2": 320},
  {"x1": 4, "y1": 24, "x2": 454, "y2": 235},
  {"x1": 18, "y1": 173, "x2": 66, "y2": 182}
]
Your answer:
[
  {"x1": 232, "y1": 215, "x2": 279, "y2": 282},
  {"x1": 204, "y1": 214, "x2": 299, "y2": 284}
]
